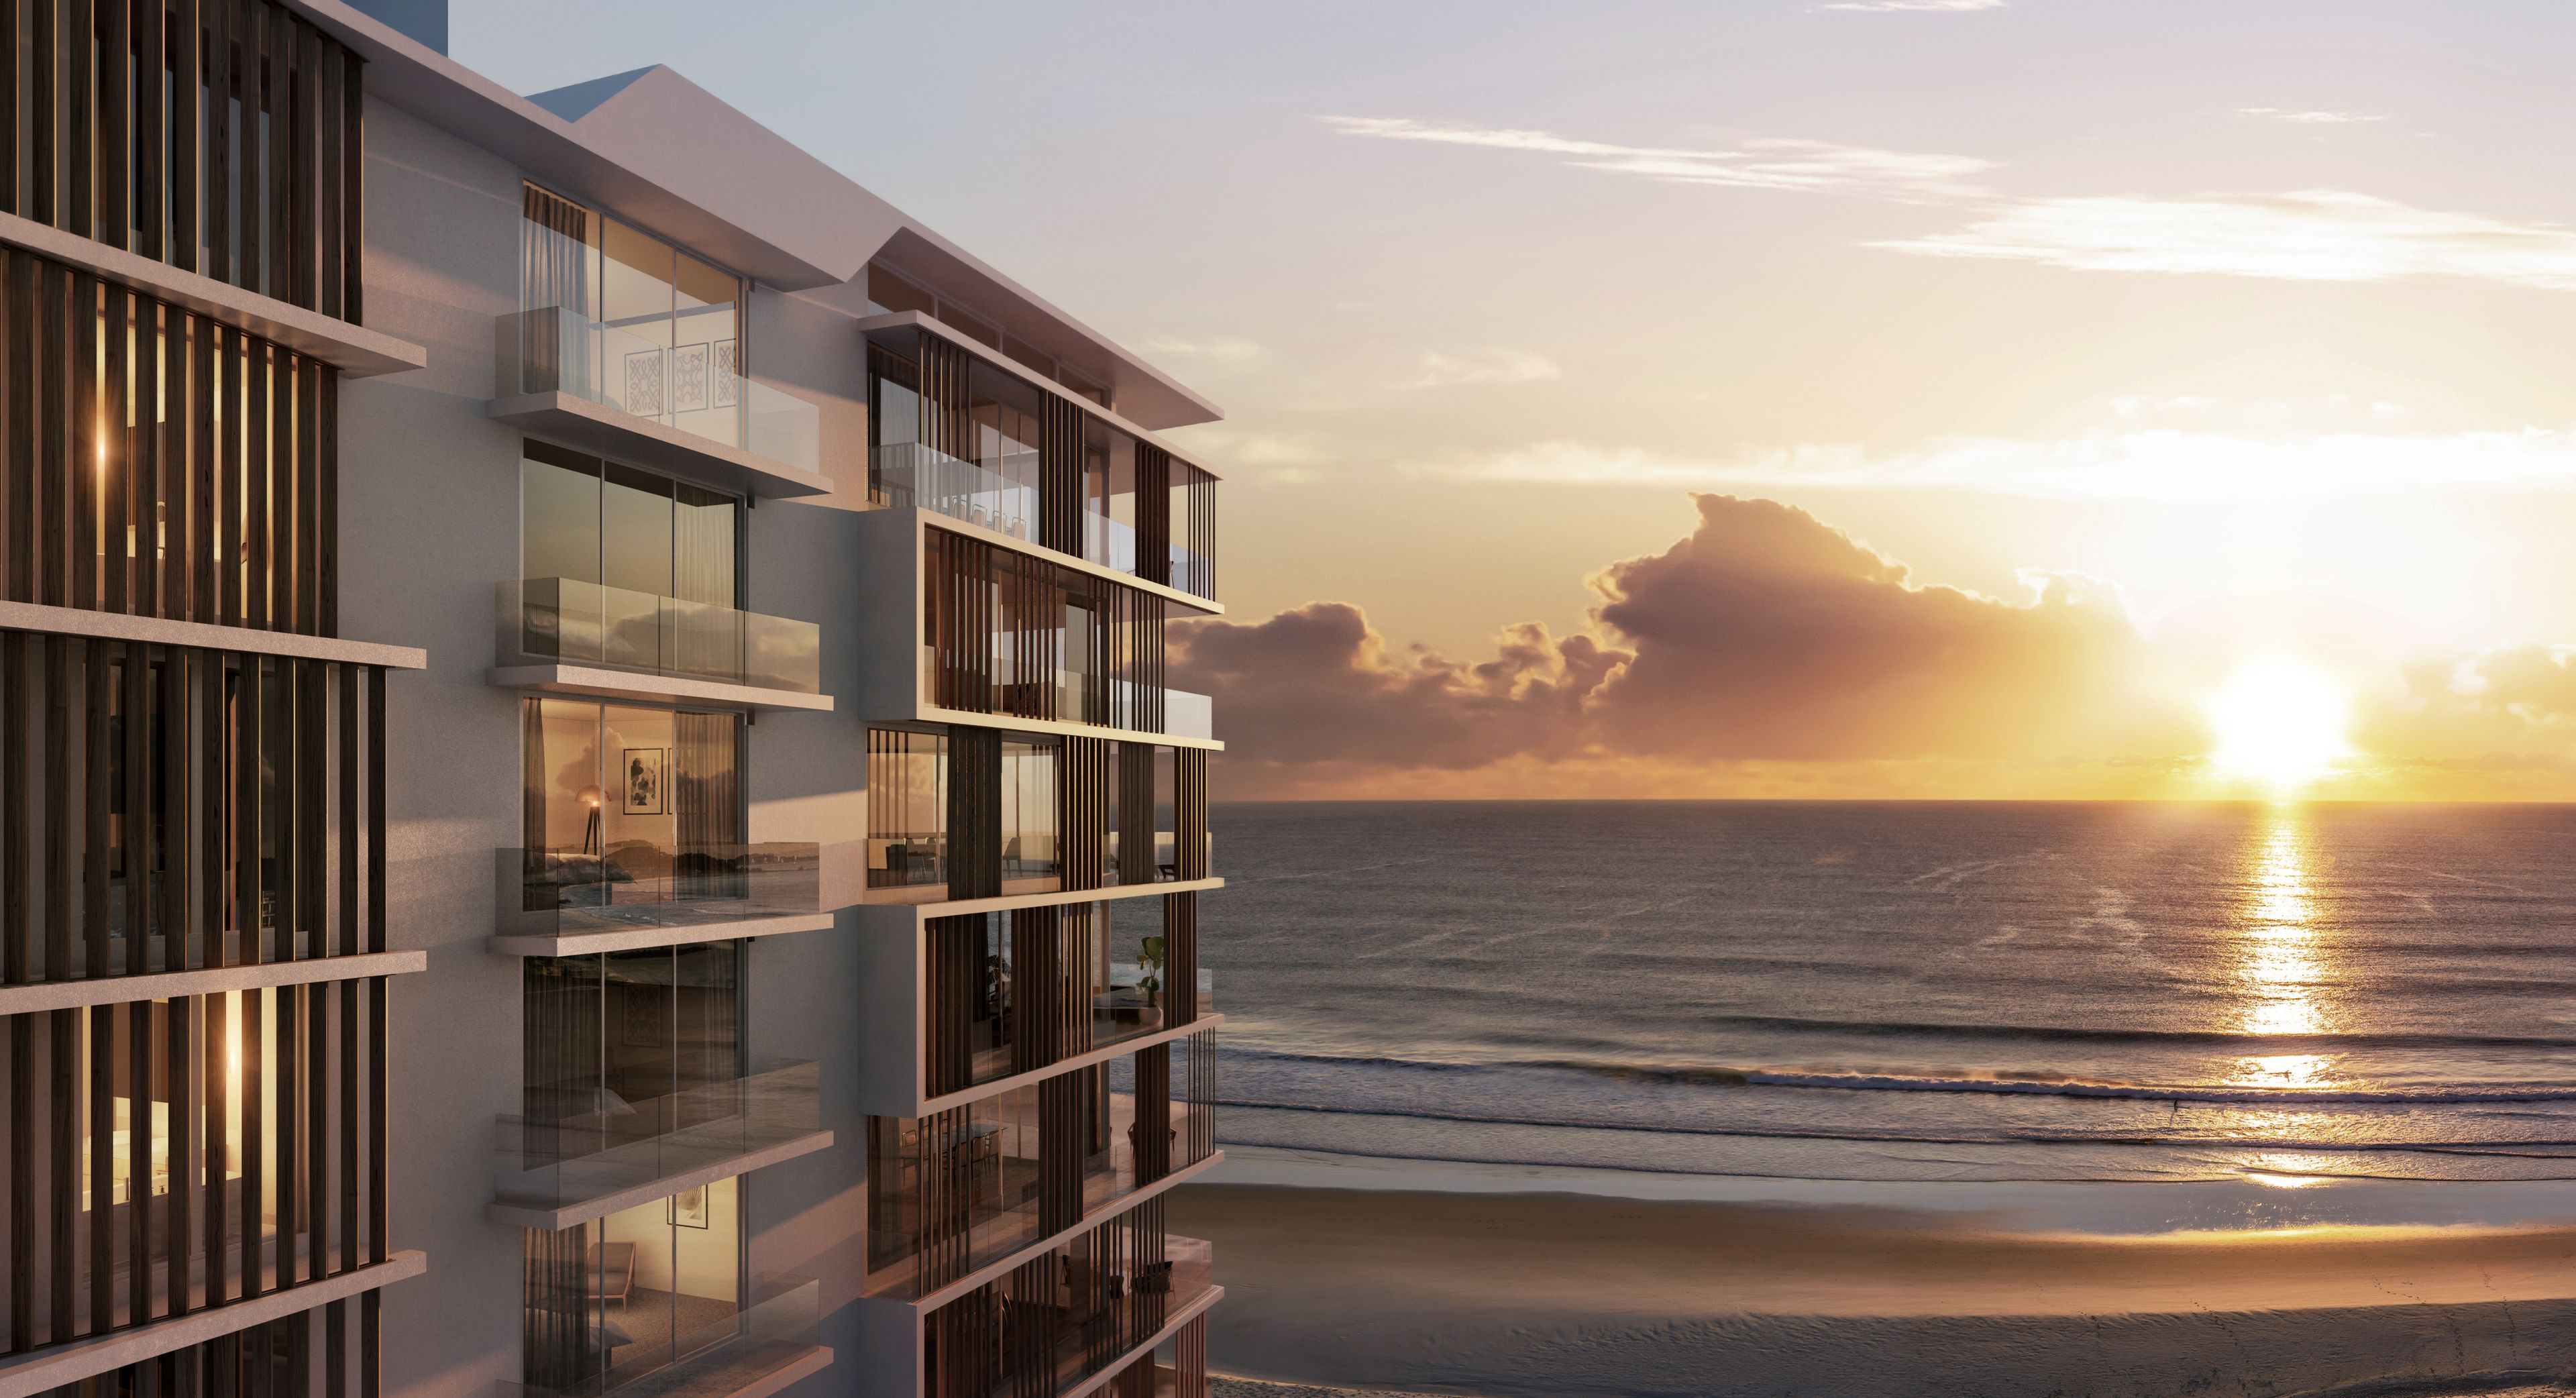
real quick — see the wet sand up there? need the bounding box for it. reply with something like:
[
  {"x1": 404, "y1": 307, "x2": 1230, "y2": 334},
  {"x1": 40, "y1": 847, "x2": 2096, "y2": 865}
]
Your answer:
[{"x1": 1172, "y1": 1180, "x2": 2576, "y2": 1398}]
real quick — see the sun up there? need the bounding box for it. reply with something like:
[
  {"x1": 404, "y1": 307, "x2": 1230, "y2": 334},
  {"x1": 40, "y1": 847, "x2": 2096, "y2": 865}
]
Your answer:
[{"x1": 2205, "y1": 658, "x2": 2351, "y2": 792}]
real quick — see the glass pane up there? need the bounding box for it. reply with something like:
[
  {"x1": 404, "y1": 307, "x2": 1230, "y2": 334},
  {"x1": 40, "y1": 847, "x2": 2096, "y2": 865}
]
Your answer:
[
  {"x1": 602, "y1": 463, "x2": 676, "y2": 600},
  {"x1": 522, "y1": 954, "x2": 604, "y2": 1127},
  {"x1": 674, "y1": 712, "x2": 744, "y2": 902},
  {"x1": 672, "y1": 254, "x2": 741, "y2": 446},
  {"x1": 1002, "y1": 741, "x2": 1059, "y2": 885},
  {"x1": 966, "y1": 364, "x2": 1041, "y2": 541},
  {"x1": 521, "y1": 443, "x2": 601, "y2": 586},
  {"x1": 534, "y1": 697, "x2": 604, "y2": 858},
  {"x1": 596, "y1": 1195, "x2": 682, "y2": 1381},
  {"x1": 519, "y1": 185, "x2": 602, "y2": 397},
  {"x1": 867, "y1": 729, "x2": 947, "y2": 891},
  {"x1": 601, "y1": 706, "x2": 679, "y2": 901},
  {"x1": 674, "y1": 943, "x2": 741, "y2": 1106},
  {"x1": 871, "y1": 352, "x2": 920, "y2": 449},
  {"x1": 521, "y1": 184, "x2": 599, "y2": 316},
  {"x1": 672, "y1": 482, "x2": 737, "y2": 608},
  {"x1": 604, "y1": 948, "x2": 675, "y2": 1107},
  {"x1": 602, "y1": 218, "x2": 677, "y2": 419},
  {"x1": 672, "y1": 1177, "x2": 743, "y2": 1358}
]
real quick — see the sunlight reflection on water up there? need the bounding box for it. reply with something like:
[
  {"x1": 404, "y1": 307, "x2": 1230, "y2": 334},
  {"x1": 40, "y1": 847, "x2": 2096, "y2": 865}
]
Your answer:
[{"x1": 2233, "y1": 812, "x2": 2337, "y2": 1085}]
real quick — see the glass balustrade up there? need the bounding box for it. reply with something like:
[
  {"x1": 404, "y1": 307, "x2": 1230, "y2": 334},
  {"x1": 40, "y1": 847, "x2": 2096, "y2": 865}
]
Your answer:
[
  {"x1": 1169, "y1": 543, "x2": 1213, "y2": 600},
  {"x1": 497, "y1": 842, "x2": 823, "y2": 938},
  {"x1": 1093, "y1": 969, "x2": 1214, "y2": 1051},
  {"x1": 501, "y1": 1273, "x2": 819, "y2": 1398},
  {"x1": 918, "y1": 1229, "x2": 1216, "y2": 1397},
  {"x1": 498, "y1": 307, "x2": 820, "y2": 472},
  {"x1": 500, "y1": 578, "x2": 820, "y2": 694},
  {"x1": 1084, "y1": 511, "x2": 1136, "y2": 576},
  {"x1": 496, "y1": 1062, "x2": 822, "y2": 1217},
  {"x1": 867, "y1": 441, "x2": 1038, "y2": 542},
  {"x1": 870, "y1": 444, "x2": 1219, "y2": 602},
  {"x1": 1163, "y1": 690, "x2": 1214, "y2": 741},
  {"x1": 863, "y1": 1087, "x2": 1216, "y2": 1301},
  {"x1": 1102, "y1": 831, "x2": 1212, "y2": 887}
]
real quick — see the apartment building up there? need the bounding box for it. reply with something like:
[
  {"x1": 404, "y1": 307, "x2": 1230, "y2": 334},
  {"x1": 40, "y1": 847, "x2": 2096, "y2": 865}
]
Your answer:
[{"x1": 0, "y1": 4, "x2": 1229, "y2": 1398}]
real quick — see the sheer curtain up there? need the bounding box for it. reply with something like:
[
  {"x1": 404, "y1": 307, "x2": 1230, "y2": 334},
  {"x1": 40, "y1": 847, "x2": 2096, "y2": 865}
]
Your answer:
[
  {"x1": 673, "y1": 712, "x2": 743, "y2": 902},
  {"x1": 521, "y1": 184, "x2": 594, "y2": 394}
]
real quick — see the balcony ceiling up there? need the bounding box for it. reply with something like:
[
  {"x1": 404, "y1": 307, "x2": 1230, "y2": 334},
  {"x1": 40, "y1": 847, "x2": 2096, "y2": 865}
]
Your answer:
[{"x1": 488, "y1": 392, "x2": 834, "y2": 500}]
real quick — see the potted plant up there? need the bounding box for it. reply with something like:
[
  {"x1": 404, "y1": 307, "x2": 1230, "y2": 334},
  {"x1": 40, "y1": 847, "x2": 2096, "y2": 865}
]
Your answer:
[{"x1": 1136, "y1": 936, "x2": 1167, "y2": 1007}]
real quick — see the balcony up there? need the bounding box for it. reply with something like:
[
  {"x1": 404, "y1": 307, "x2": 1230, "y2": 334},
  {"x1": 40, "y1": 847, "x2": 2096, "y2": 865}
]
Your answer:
[
  {"x1": 913, "y1": 642, "x2": 1214, "y2": 741},
  {"x1": 494, "y1": 308, "x2": 827, "y2": 499},
  {"x1": 1104, "y1": 831, "x2": 1213, "y2": 888},
  {"x1": 862, "y1": 1088, "x2": 1217, "y2": 1302},
  {"x1": 862, "y1": 834, "x2": 1064, "y2": 905},
  {"x1": 1092, "y1": 971, "x2": 1214, "y2": 1055},
  {"x1": 870, "y1": 442, "x2": 1036, "y2": 543},
  {"x1": 870, "y1": 444, "x2": 1216, "y2": 605},
  {"x1": 491, "y1": 1062, "x2": 832, "y2": 1230},
  {"x1": 502, "y1": 1273, "x2": 828, "y2": 1398},
  {"x1": 496, "y1": 578, "x2": 830, "y2": 712},
  {"x1": 861, "y1": 832, "x2": 1211, "y2": 907},
  {"x1": 920, "y1": 1234, "x2": 1217, "y2": 1398},
  {"x1": 947, "y1": 971, "x2": 1216, "y2": 1096},
  {"x1": 494, "y1": 843, "x2": 828, "y2": 954}
]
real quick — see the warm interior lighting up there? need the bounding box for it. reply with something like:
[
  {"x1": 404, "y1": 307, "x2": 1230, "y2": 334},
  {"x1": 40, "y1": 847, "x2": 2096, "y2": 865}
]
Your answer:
[{"x1": 2205, "y1": 658, "x2": 2351, "y2": 792}]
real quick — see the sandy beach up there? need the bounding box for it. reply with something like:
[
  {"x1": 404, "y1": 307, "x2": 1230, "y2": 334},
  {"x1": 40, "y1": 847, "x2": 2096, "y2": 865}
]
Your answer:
[{"x1": 1172, "y1": 1155, "x2": 2576, "y2": 1398}]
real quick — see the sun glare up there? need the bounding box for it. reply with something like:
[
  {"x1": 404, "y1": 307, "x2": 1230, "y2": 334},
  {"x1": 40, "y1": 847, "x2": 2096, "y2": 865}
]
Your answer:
[{"x1": 2205, "y1": 659, "x2": 2351, "y2": 792}]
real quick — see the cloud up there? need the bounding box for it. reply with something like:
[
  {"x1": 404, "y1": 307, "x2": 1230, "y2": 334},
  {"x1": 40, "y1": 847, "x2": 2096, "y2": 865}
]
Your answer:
[
  {"x1": 2355, "y1": 645, "x2": 2576, "y2": 778},
  {"x1": 1576, "y1": 497, "x2": 2182, "y2": 762},
  {"x1": 1173, "y1": 494, "x2": 2194, "y2": 795},
  {"x1": 1319, "y1": 116, "x2": 1996, "y2": 202},
  {"x1": 1144, "y1": 337, "x2": 1261, "y2": 363},
  {"x1": 1422, "y1": 429, "x2": 2576, "y2": 501},
  {"x1": 2238, "y1": 107, "x2": 2389, "y2": 125},
  {"x1": 1168, "y1": 602, "x2": 1615, "y2": 776},
  {"x1": 1821, "y1": 0, "x2": 2006, "y2": 9},
  {"x1": 1876, "y1": 190, "x2": 2576, "y2": 290},
  {"x1": 1408, "y1": 348, "x2": 1560, "y2": 389}
]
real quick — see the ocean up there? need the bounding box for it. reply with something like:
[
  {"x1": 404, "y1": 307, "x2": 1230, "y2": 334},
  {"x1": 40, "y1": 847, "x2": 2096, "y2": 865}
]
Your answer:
[{"x1": 1199, "y1": 800, "x2": 2576, "y2": 1194}]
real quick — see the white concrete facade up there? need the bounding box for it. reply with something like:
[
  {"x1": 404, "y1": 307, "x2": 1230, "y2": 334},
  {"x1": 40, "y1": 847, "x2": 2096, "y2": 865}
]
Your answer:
[{"x1": 326, "y1": 5, "x2": 1232, "y2": 1398}]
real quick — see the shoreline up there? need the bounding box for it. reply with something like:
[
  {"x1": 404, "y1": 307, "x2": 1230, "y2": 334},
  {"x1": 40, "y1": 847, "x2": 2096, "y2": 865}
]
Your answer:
[
  {"x1": 1212, "y1": 1142, "x2": 2576, "y2": 1233},
  {"x1": 1176, "y1": 1150, "x2": 2576, "y2": 1398}
]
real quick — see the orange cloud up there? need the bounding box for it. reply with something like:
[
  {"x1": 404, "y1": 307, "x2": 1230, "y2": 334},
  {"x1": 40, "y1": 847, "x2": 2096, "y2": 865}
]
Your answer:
[{"x1": 1175, "y1": 494, "x2": 2202, "y2": 798}]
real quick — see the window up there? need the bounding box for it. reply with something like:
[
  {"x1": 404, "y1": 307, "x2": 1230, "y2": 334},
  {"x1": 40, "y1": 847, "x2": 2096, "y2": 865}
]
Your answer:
[
  {"x1": 1002, "y1": 739, "x2": 1060, "y2": 885},
  {"x1": 521, "y1": 441, "x2": 741, "y2": 608},
  {"x1": 519, "y1": 184, "x2": 751, "y2": 448},
  {"x1": 519, "y1": 942, "x2": 747, "y2": 1392},
  {"x1": 868, "y1": 728, "x2": 948, "y2": 892},
  {"x1": 519, "y1": 698, "x2": 745, "y2": 914},
  {"x1": 523, "y1": 1177, "x2": 747, "y2": 1393}
]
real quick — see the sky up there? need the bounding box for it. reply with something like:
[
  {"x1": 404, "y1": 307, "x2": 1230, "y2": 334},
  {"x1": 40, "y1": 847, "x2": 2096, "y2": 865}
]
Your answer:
[{"x1": 458, "y1": 1, "x2": 2576, "y2": 801}]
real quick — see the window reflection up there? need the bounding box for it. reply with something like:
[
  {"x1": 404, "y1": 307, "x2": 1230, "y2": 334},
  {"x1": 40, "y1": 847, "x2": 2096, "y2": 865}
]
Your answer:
[
  {"x1": 867, "y1": 728, "x2": 949, "y2": 894},
  {"x1": 520, "y1": 183, "x2": 761, "y2": 455},
  {"x1": 524, "y1": 1176, "x2": 745, "y2": 1395},
  {"x1": 521, "y1": 441, "x2": 740, "y2": 610},
  {"x1": 521, "y1": 698, "x2": 745, "y2": 914}
]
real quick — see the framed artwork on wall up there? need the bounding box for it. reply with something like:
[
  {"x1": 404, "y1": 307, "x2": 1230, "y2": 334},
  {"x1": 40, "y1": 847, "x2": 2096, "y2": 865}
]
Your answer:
[
  {"x1": 672, "y1": 343, "x2": 709, "y2": 413},
  {"x1": 669, "y1": 1186, "x2": 708, "y2": 1229},
  {"x1": 712, "y1": 340, "x2": 739, "y2": 408},
  {"x1": 623, "y1": 348, "x2": 665, "y2": 415},
  {"x1": 621, "y1": 992, "x2": 663, "y2": 1049},
  {"x1": 623, "y1": 748, "x2": 665, "y2": 814}
]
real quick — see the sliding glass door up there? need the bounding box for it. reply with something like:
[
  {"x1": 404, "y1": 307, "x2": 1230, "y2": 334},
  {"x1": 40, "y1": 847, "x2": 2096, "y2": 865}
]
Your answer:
[{"x1": 520, "y1": 699, "x2": 744, "y2": 913}]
